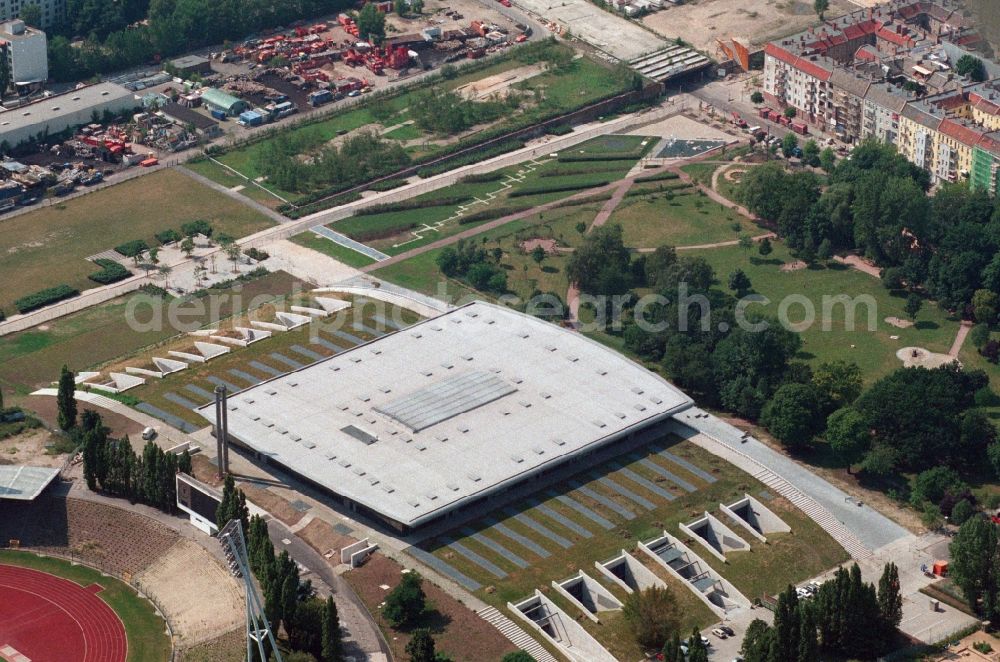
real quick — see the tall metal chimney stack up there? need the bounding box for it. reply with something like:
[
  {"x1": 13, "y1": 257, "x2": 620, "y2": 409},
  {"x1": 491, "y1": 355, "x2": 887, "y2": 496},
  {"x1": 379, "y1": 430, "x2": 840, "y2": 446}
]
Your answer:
[
  {"x1": 220, "y1": 386, "x2": 230, "y2": 475},
  {"x1": 214, "y1": 385, "x2": 228, "y2": 478}
]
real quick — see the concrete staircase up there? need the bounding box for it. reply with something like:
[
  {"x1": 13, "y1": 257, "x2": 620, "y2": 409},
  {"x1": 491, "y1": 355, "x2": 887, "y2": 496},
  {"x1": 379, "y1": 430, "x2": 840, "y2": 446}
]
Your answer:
[
  {"x1": 476, "y1": 605, "x2": 559, "y2": 662},
  {"x1": 751, "y1": 469, "x2": 871, "y2": 560}
]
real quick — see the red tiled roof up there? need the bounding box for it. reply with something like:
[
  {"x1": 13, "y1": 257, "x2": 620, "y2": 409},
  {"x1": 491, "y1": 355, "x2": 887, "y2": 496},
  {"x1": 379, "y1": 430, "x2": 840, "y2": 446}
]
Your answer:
[
  {"x1": 796, "y1": 57, "x2": 832, "y2": 81},
  {"x1": 972, "y1": 96, "x2": 1000, "y2": 117},
  {"x1": 977, "y1": 135, "x2": 1000, "y2": 154},
  {"x1": 765, "y1": 42, "x2": 798, "y2": 67},
  {"x1": 855, "y1": 46, "x2": 878, "y2": 62},
  {"x1": 939, "y1": 118, "x2": 985, "y2": 147},
  {"x1": 877, "y1": 27, "x2": 913, "y2": 47}
]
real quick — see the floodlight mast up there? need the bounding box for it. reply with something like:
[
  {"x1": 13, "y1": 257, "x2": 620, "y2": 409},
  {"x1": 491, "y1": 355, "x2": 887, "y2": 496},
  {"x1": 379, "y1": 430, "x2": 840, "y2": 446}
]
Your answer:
[{"x1": 218, "y1": 519, "x2": 282, "y2": 662}]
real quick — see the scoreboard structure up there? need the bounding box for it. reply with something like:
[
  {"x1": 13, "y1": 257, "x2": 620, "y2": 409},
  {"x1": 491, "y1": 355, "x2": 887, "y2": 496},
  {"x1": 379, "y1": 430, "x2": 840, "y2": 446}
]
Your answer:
[{"x1": 176, "y1": 472, "x2": 222, "y2": 535}]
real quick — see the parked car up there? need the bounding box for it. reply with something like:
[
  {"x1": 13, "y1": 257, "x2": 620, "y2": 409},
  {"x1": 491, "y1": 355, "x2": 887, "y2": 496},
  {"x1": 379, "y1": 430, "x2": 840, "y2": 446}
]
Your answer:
[
  {"x1": 712, "y1": 628, "x2": 728, "y2": 639},
  {"x1": 720, "y1": 625, "x2": 735, "y2": 637},
  {"x1": 142, "y1": 427, "x2": 157, "y2": 440}
]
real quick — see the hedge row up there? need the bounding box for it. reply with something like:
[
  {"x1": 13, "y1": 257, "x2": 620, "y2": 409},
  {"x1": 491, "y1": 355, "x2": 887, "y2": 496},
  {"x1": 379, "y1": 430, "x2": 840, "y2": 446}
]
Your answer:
[
  {"x1": 416, "y1": 139, "x2": 525, "y2": 178},
  {"x1": 356, "y1": 195, "x2": 472, "y2": 217},
  {"x1": 459, "y1": 171, "x2": 505, "y2": 184},
  {"x1": 367, "y1": 178, "x2": 409, "y2": 193},
  {"x1": 557, "y1": 152, "x2": 644, "y2": 162},
  {"x1": 457, "y1": 205, "x2": 533, "y2": 225},
  {"x1": 115, "y1": 239, "x2": 149, "y2": 258},
  {"x1": 155, "y1": 228, "x2": 182, "y2": 244},
  {"x1": 551, "y1": 192, "x2": 615, "y2": 208},
  {"x1": 508, "y1": 180, "x2": 610, "y2": 198},
  {"x1": 546, "y1": 125, "x2": 573, "y2": 136},
  {"x1": 15, "y1": 284, "x2": 80, "y2": 313},
  {"x1": 283, "y1": 192, "x2": 363, "y2": 219},
  {"x1": 349, "y1": 223, "x2": 418, "y2": 242},
  {"x1": 539, "y1": 161, "x2": 635, "y2": 178},
  {"x1": 88, "y1": 259, "x2": 132, "y2": 285},
  {"x1": 634, "y1": 171, "x2": 680, "y2": 183}
]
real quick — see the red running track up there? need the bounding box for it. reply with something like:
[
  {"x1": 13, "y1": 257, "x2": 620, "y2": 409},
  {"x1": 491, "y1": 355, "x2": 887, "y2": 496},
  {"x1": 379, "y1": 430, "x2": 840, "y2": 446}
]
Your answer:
[{"x1": 0, "y1": 564, "x2": 127, "y2": 662}]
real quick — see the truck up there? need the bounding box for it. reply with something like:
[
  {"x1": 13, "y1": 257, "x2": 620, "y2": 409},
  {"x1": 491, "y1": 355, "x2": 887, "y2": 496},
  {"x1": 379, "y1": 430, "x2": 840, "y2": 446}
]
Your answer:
[{"x1": 308, "y1": 89, "x2": 333, "y2": 107}]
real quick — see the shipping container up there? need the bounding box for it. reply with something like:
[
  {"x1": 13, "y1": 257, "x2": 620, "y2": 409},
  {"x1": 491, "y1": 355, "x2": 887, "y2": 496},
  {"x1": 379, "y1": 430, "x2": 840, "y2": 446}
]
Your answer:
[{"x1": 210, "y1": 108, "x2": 228, "y2": 121}]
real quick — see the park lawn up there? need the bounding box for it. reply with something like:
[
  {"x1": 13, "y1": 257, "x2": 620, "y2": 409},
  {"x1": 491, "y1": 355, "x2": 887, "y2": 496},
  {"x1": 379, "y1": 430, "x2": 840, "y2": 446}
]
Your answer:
[
  {"x1": 562, "y1": 133, "x2": 650, "y2": 156},
  {"x1": 679, "y1": 162, "x2": 720, "y2": 187},
  {"x1": 0, "y1": 550, "x2": 171, "y2": 662},
  {"x1": 371, "y1": 249, "x2": 490, "y2": 306},
  {"x1": 0, "y1": 271, "x2": 302, "y2": 397},
  {"x1": 382, "y1": 123, "x2": 424, "y2": 141},
  {"x1": 184, "y1": 159, "x2": 246, "y2": 188},
  {"x1": 692, "y1": 242, "x2": 961, "y2": 383},
  {"x1": 0, "y1": 169, "x2": 276, "y2": 317},
  {"x1": 609, "y1": 189, "x2": 748, "y2": 248},
  {"x1": 288, "y1": 232, "x2": 376, "y2": 268},
  {"x1": 419, "y1": 437, "x2": 847, "y2": 658}
]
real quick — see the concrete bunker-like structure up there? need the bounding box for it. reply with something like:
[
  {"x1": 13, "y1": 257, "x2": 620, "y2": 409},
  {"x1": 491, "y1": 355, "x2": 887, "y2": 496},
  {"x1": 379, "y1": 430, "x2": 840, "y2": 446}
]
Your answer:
[
  {"x1": 638, "y1": 530, "x2": 749, "y2": 617},
  {"x1": 509, "y1": 591, "x2": 616, "y2": 662},
  {"x1": 720, "y1": 494, "x2": 791, "y2": 542},
  {"x1": 551, "y1": 571, "x2": 623, "y2": 622},
  {"x1": 595, "y1": 550, "x2": 666, "y2": 594},
  {"x1": 679, "y1": 511, "x2": 751, "y2": 561}
]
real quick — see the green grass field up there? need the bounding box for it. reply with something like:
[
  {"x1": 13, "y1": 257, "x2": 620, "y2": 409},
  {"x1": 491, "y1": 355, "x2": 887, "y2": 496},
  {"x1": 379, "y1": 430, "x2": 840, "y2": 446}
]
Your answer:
[
  {"x1": 692, "y1": 243, "x2": 961, "y2": 383},
  {"x1": 610, "y1": 188, "x2": 747, "y2": 248},
  {"x1": 0, "y1": 169, "x2": 276, "y2": 317},
  {"x1": 0, "y1": 550, "x2": 170, "y2": 662},
  {"x1": 0, "y1": 271, "x2": 302, "y2": 397},
  {"x1": 416, "y1": 437, "x2": 847, "y2": 661}
]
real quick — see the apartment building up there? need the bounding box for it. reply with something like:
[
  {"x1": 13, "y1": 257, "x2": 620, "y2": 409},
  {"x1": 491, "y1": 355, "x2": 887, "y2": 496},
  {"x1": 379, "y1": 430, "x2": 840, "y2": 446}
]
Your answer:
[
  {"x1": 0, "y1": 19, "x2": 46, "y2": 90},
  {"x1": 0, "y1": 0, "x2": 62, "y2": 28}
]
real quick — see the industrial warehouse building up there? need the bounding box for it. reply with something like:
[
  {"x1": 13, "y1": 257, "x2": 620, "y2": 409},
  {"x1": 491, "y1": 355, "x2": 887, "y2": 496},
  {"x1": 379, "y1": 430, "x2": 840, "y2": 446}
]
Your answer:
[
  {"x1": 0, "y1": 82, "x2": 136, "y2": 147},
  {"x1": 197, "y1": 302, "x2": 693, "y2": 532},
  {"x1": 200, "y1": 88, "x2": 248, "y2": 116}
]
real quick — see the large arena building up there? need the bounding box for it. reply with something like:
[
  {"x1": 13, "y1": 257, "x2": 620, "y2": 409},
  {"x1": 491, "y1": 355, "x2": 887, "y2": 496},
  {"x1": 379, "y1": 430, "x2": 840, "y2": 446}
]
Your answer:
[{"x1": 197, "y1": 302, "x2": 693, "y2": 532}]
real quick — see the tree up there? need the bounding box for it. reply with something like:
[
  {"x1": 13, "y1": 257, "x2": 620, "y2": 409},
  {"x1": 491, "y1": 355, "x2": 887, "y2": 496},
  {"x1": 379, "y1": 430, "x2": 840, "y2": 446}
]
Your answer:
[
  {"x1": 904, "y1": 293, "x2": 923, "y2": 321},
  {"x1": 566, "y1": 224, "x2": 632, "y2": 295},
  {"x1": 216, "y1": 474, "x2": 249, "y2": 532},
  {"x1": 812, "y1": 360, "x2": 862, "y2": 408},
  {"x1": 738, "y1": 233, "x2": 753, "y2": 251},
  {"x1": 910, "y1": 466, "x2": 966, "y2": 507},
  {"x1": 687, "y1": 627, "x2": 709, "y2": 662},
  {"x1": 814, "y1": 0, "x2": 829, "y2": 19},
  {"x1": 728, "y1": 269, "x2": 751, "y2": 296},
  {"x1": 531, "y1": 245, "x2": 546, "y2": 266},
  {"x1": 393, "y1": 0, "x2": 407, "y2": 16},
  {"x1": 826, "y1": 407, "x2": 869, "y2": 471},
  {"x1": 741, "y1": 619, "x2": 774, "y2": 662},
  {"x1": 798, "y1": 606, "x2": 818, "y2": 662},
  {"x1": 18, "y1": 3, "x2": 42, "y2": 26},
  {"x1": 761, "y1": 383, "x2": 825, "y2": 448},
  {"x1": 411, "y1": 0, "x2": 424, "y2": 13},
  {"x1": 620, "y1": 585, "x2": 679, "y2": 650},
  {"x1": 802, "y1": 139, "x2": 821, "y2": 167},
  {"x1": 956, "y1": 54, "x2": 987, "y2": 82},
  {"x1": 321, "y1": 596, "x2": 342, "y2": 662},
  {"x1": 180, "y1": 236, "x2": 195, "y2": 258},
  {"x1": 405, "y1": 629, "x2": 436, "y2": 662},
  {"x1": 383, "y1": 571, "x2": 426, "y2": 627},
  {"x1": 971, "y1": 324, "x2": 992, "y2": 350},
  {"x1": 357, "y1": 3, "x2": 386, "y2": 43},
  {"x1": 57, "y1": 365, "x2": 77, "y2": 430},
  {"x1": 758, "y1": 237, "x2": 773, "y2": 257},
  {"x1": 877, "y1": 562, "x2": 902, "y2": 635},
  {"x1": 950, "y1": 516, "x2": 1000, "y2": 619},
  {"x1": 819, "y1": 147, "x2": 836, "y2": 173},
  {"x1": 951, "y1": 498, "x2": 975, "y2": 525},
  {"x1": 81, "y1": 411, "x2": 109, "y2": 490},
  {"x1": 750, "y1": 91, "x2": 764, "y2": 104},
  {"x1": 782, "y1": 132, "x2": 799, "y2": 158},
  {"x1": 973, "y1": 289, "x2": 999, "y2": 326},
  {"x1": 501, "y1": 653, "x2": 536, "y2": 662}
]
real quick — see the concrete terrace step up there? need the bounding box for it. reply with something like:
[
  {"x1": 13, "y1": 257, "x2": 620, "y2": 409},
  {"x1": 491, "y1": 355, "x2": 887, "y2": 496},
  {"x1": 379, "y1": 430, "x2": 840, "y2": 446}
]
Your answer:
[{"x1": 476, "y1": 606, "x2": 558, "y2": 662}]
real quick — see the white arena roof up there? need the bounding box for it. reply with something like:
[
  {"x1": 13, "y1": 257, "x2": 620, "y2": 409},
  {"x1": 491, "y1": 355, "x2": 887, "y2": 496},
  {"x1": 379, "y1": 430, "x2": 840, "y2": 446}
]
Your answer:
[
  {"x1": 0, "y1": 466, "x2": 60, "y2": 500},
  {"x1": 198, "y1": 302, "x2": 693, "y2": 529}
]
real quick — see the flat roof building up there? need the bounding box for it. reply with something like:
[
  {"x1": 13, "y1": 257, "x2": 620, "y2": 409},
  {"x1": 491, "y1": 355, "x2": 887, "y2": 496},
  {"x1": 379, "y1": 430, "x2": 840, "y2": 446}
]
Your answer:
[
  {"x1": 198, "y1": 302, "x2": 693, "y2": 532},
  {"x1": 0, "y1": 82, "x2": 136, "y2": 147},
  {"x1": 0, "y1": 466, "x2": 59, "y2": 500},
  {"x1": 1, "y1": 20, "x2": 47, "y2": 88}
]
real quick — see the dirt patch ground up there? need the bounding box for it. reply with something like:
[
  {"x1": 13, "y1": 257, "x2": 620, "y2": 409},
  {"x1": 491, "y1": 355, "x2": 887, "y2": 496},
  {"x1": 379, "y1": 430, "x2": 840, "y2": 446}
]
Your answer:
[
  {"x1": 885, "y1": 316, "x2": 914, "y2": 329},
  {"x1": 295, "y1": 518, "x2": 358, "y2": 560},
  {"x1": 455, "y1": 64, "x2": 547, "y2": 100},
  {"x1": 344, "y1": 553, "x2": 516, "y2": 662},
  {"x1": 724, "y1": 167, "x2": 748, "y2": 183},
  {"x1": 626, "y1": 113, "x2": 734, "y2": 141},
  {"x1": 0, "y1": 429, "x2": 64, "y2": 467},
  {"x1": 240, "y1": 483, "x2": 305, "y2": 527},
  {"x1": 519, "y1": 238, "x2": 559, "y2": 254},
  {"x1": 896, "y1": 346, "x2": 958, "y2": 369},
  {"x1": 134, "y1": 538, "x2": 244, "y2": 648},
  {"x1": 24, "y1": 395, "x2": 144, "y2": 440},
  {"x1": 642, "y1": 0, "x2": 856, "y2": 53},
  {"x1": 780, "y1": 259, "x2": 807, "y2": 272},
  {"x1": 176, "y1": 627, "x2": 244, "y2": 662}
]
